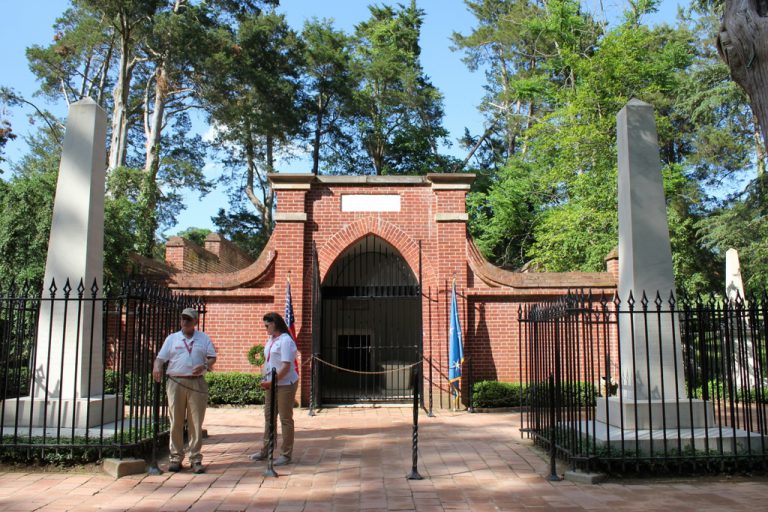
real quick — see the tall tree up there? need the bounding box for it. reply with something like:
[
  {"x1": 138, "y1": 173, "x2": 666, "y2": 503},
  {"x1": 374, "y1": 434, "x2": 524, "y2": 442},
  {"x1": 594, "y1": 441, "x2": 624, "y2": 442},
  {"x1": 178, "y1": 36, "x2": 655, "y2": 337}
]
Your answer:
[
  {"x1": 300, "y1": 19, "x2": 357, "y2": 175},
  {"x1": 351, "y1": 1, "x2": 449, "y2": 175},
  {"x1": 199, "y1": 11, "x2": 303, "y2": 229}
]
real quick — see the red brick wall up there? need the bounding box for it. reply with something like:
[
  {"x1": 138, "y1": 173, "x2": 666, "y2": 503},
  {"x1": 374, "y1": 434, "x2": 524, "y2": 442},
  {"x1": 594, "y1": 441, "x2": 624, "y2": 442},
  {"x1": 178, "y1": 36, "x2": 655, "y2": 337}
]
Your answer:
[{"x1": 164, "y1": 174, "x2": 617, "y2": 406}]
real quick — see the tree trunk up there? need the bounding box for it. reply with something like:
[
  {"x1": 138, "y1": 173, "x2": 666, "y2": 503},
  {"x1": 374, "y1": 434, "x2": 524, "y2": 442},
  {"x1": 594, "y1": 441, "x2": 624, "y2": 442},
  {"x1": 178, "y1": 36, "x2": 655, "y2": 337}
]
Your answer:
[
  {"x1": 144, "y1": 66, "x2": 167, "y2": 177},
  {"x1": 244, "y1": 127, "x2": 272, "y2": 228},
  {"x1": 717, "y1": 0, "x2": 768, "y2": 152},
  {"x1": 312, "y1": 96, "x2": 324, "y2": 175},
  {"x1": 108, "y1": 24, "x2": 133, "y2": 171}
]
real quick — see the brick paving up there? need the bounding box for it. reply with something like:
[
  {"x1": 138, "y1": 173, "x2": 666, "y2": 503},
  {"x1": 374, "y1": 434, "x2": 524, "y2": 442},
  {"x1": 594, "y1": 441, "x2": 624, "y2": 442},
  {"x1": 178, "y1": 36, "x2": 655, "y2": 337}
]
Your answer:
[{"x1": 0, "y1": 407, "x2": 767, "y2": 511}]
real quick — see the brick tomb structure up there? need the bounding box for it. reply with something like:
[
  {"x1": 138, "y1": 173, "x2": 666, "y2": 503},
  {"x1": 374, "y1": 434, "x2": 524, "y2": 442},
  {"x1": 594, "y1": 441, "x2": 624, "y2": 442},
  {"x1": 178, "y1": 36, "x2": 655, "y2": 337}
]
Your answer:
[{"x1": 163, "y1": 173, "x2": 617, "y2": 407}]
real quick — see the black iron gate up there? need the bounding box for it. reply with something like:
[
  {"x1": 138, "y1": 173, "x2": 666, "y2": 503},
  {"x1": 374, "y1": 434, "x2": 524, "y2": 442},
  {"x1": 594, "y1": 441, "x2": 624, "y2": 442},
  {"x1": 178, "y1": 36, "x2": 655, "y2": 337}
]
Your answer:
[{"x1": 315, "y1": 235, "x2": 421, "y2": 404}]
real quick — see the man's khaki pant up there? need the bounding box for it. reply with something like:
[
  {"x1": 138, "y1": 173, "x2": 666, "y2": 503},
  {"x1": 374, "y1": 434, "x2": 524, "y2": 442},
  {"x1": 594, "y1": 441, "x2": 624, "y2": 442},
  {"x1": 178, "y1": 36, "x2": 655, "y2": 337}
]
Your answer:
[
  {"x1": 262, "y1": 381, "x2": 298, "y2": 459},
  {"x1": 167, "y1": 376, "x2": 208, "y2": 464}
]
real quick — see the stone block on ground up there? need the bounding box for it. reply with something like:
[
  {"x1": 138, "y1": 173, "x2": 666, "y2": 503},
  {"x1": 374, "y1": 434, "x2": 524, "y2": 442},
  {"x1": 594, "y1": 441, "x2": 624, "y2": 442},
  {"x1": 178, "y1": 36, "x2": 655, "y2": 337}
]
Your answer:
[
  {"x1": 102, "y1": 457, "x2": 146, "y2": 478},
  {"x1": 564, "y1": 470, "x2": 606, "y2": 484}
]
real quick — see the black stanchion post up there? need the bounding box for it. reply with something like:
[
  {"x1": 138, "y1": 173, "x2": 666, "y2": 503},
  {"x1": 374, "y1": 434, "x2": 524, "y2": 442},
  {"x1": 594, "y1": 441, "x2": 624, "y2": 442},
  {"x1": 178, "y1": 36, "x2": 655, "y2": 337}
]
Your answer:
[
  {"x1": 547, "y1": 373, "x2": 562, "y2": 481},
  {"x1": 407, "y1": 365, "x2": 424, "y2": 480},
  {"x1": 264, "y1": 367, "x2": 278, "y2": 478},
  {"x1": 427, "y1": 356, "x2": 434, "y2": 418},
  {"x1": 308, "y1": 354, "x2": 316, "y2": 417},
  {"x1": 467, "y1": 356, "x2": 475, "y2": 413},
  {"x1": 148, "y1": 380, "x2": 162, "y2": 475}
]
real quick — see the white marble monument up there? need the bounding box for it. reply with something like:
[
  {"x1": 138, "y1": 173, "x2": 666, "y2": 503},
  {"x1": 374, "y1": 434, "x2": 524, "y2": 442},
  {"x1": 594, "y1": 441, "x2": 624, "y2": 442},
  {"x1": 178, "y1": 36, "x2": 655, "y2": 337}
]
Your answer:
[
  {"x1": 725, "y1": 248, "x2": 756, "y2": 388},
  {"x1": 596, "y1": 99, "x2": 713, "y2": 430},
  {"x1": 2, "y1": 98, "x2": 120, "y2": 428}
]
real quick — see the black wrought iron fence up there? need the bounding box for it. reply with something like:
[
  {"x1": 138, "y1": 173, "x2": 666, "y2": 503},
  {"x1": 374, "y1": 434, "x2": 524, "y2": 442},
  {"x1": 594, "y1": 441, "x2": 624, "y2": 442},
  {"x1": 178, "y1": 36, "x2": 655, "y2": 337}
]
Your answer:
[
  {"x1": 520, "y1": 291, "x2": 768, "y2": 474},
  {"x1": 0, "y1": 279, "x2": 204, "y2": 463}
]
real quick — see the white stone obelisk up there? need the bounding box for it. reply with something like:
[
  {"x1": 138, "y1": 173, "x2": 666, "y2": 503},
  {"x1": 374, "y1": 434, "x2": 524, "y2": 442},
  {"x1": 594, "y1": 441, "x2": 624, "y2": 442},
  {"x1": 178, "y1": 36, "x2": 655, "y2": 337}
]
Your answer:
[
  {"x1": 616, "y1": 99, "x2": 685, "y2": 402},
  {"x1": 597, "y1": 99, "x2": 711, "y2": 429},
  {"x1": 725, "y1": 248, "x2": 755, "y2": 388},
  {"x1": 2, "y1": 98, "x2": 119, "y2": 428}
]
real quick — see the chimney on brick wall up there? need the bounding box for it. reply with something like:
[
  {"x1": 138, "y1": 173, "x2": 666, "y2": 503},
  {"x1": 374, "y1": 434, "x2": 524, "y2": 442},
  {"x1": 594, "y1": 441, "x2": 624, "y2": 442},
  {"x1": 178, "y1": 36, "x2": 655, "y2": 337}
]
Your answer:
[{"x1": 605, "y1": 247, "x2": 618, "y2": 281}]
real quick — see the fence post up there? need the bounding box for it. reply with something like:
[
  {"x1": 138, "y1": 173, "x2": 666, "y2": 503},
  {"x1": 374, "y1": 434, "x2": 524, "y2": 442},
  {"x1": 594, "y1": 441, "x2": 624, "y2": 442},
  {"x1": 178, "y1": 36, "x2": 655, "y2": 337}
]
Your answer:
[
  {"x1": 308, "y1": 354, "x2": 316, "y2": 417},
  {"x1": 148, "y1": 380, "x2": 162, "y2": 475},
  {"x1": 547, "y1": 373, "x2": 562, "y2": 481},
  {"x1": 427, "y1": 356, "x2": 434, "y2": 417},
  {"x1": 467, "y1": 356, "x2": 475, "y2": 413},
  {"x1": 406, "y1": 365, "x2": 423, "y2": 480},
  {"x1": 264, "y1": 367, "x2": 278, "y2": 478}
]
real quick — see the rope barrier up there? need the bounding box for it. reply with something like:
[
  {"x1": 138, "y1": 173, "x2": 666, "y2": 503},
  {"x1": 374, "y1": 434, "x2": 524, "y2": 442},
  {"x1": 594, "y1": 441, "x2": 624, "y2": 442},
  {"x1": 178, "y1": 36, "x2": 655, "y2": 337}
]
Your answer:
[
  {"x1": 312, "y1": 356, "x2": 424, "y2": 375},
  {"x1": 167, "y1": 376, "x2": 211, "y2": 395}
]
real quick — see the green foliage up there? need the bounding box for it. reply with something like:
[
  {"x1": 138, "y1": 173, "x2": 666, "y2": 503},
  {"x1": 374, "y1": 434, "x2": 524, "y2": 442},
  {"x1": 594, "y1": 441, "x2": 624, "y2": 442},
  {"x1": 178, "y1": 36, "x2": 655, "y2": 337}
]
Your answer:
[
  {"x1": 211, "y1": 207, "x2": 270, "y2": 259},
  {"x1": 0, "y1": 129, "x2": 59, "y2": 288},
  {"x1": 472, "y1": 380, "x2": 524, "y2": 407},
  {"x1": 300, "y1": 18, "x2": 357, "y2": 175},
  {"x1": 458, "y1": 0, "x2": 756, "y2": 292},
  {"x1": 176, "y1": 227, "x2": 212, "y2": 247},
  {"x1": 103, "y1": 370, "x2": 155, "y2": 405},
  {"x1": 471, "y1": 379, "x2": 597, "y2": 408},
  {"x1": 205, "y1": 372, "x2": 264, "y2": 405},
  {"x1": 350, "y1": 1, "x2": 451, "y2": 175}
]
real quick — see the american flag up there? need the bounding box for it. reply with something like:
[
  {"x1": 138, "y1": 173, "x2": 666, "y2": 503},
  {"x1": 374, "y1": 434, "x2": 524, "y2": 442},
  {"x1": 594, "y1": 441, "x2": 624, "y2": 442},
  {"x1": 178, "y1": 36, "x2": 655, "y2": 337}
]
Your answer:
[
  {"x1": 285, "y1": 276, "x2": 299, "y2": 373},
  {"x1": 285, "y1": 276, "x2": 297, "y2": 341}
]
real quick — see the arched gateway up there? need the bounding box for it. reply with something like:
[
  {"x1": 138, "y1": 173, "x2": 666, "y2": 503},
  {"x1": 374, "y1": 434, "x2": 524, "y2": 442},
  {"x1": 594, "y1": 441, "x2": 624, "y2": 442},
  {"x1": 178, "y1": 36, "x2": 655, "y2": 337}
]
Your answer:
[
  {"x1": 318, "y1": 234, "x2": 421, "y2": 403},
  {"x1": 162, "y1": 173, "x2": 617, "y2": 408}
]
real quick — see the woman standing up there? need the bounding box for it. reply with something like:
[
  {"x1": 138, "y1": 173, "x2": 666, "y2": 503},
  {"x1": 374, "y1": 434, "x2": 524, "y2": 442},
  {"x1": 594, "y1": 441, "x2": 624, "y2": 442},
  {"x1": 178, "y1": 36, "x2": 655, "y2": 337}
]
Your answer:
[{"x1": 250, "y1": 312, "x2": 299, "y2": 466}]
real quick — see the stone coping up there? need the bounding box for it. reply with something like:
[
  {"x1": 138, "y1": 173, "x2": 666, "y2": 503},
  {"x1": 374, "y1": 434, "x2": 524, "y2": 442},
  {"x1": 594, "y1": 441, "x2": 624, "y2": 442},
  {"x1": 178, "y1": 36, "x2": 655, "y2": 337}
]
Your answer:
[
  {"x1": 466, "y1": 237, "x2": 617, "y2": 289},
  {"x1": 267, "y1": 172, "x2": 476, "y2": 187}
]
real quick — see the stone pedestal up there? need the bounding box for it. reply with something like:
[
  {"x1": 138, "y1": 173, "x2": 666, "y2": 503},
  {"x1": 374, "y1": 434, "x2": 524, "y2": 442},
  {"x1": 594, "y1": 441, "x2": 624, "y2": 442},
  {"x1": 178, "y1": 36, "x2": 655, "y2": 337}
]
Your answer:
[
  {"x1": 2, "y1": 395, "x2": 122, "y2": 428},
  {"x1": 595, "y1": 397, "x2": 715, "y2": 430}
]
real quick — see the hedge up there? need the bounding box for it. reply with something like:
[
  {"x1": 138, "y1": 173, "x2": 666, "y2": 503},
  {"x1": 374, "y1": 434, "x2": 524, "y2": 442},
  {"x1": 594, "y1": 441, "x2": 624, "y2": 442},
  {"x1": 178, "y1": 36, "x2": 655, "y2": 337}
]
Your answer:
[
  {"x1": 205, "y1": 372, "x2": 265, "y2": 405},
  {"x1": 472, "y1": 380, "x2": 598, "y2": 408},
  {"x1": 472, "y1": 380, "x2": 524, "y2": 408}
]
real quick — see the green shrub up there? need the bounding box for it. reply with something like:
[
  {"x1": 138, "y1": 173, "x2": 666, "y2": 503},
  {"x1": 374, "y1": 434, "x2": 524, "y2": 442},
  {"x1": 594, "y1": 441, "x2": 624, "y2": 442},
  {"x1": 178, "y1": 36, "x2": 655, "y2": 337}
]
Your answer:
[
  {"x1": 205, "y1": 372, "x2": 264, "y2": 405},
  {"x1": 689, "y1": 380, "x2": 768, "y2": 403},
  {"x1": 472, "y1": 380, "x2": 524, "y2": 408},
  {"x1": 0, "y1": 366, "x2": 30, "y2": 398},
  {"x1": 525, "y1": 380, "x2": 597, "y2": 407},
  {"x1": 102, "y1": 370, "x2": 154, "y2": 405}
]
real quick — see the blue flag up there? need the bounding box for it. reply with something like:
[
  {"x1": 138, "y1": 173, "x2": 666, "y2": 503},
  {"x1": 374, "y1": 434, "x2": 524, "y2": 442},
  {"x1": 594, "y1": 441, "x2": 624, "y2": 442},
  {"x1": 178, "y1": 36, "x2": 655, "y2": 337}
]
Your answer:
[{"x1": 448, "y1": 281, "x2": 463, "y2": 397}]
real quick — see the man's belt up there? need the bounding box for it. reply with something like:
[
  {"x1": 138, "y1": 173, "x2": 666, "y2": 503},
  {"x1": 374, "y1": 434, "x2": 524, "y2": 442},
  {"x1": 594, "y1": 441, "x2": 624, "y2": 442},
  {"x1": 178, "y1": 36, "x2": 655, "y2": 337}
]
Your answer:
[{"x1": 172, "y1": 375, "x2": 201, "y2": 379}]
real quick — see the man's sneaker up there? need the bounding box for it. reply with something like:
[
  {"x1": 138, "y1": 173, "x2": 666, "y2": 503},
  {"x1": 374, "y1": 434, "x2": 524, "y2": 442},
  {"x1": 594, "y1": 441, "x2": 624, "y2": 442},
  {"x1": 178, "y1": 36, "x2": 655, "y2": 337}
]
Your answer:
[
  {"x1": 273, "y1": 455, "x2": 291, "y2": 466},
  {"x1": 168, "y1": 462, "x2": 181, "y2": 472},
  {"x1": 191, "y1": 462, "x2": 205, "y2": 474},
  {"x1": 249, "y1": 452, "x2": 266, "y2": 461}
]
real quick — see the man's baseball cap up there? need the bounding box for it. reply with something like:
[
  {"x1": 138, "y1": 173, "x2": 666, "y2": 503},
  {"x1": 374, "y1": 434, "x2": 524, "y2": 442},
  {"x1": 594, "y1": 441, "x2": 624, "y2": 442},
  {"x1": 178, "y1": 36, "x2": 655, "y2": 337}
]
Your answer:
[{"x1": 181, "y1": 308, "x2": 199, "y2": 320}]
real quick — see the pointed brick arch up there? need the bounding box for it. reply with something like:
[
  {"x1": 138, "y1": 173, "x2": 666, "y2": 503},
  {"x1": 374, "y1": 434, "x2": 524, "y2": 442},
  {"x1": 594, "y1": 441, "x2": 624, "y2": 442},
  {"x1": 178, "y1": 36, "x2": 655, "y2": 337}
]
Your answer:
[{"x1": 317, "y1": 216, "x2": 429, "y2": 286}]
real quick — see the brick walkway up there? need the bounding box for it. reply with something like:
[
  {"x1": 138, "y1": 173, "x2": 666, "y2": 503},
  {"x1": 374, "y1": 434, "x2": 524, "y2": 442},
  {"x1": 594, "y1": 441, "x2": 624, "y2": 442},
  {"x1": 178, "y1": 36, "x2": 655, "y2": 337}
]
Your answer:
[{"x1": 0, "y1": 407, "x2": 767, "y2": 511}]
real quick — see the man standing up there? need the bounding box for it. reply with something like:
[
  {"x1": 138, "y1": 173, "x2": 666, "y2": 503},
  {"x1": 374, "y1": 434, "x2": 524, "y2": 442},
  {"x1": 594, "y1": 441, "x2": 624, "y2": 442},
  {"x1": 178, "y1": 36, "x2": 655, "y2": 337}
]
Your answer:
[{"x1": 153, "y1": 308, "x2": 217, "y2": 474}]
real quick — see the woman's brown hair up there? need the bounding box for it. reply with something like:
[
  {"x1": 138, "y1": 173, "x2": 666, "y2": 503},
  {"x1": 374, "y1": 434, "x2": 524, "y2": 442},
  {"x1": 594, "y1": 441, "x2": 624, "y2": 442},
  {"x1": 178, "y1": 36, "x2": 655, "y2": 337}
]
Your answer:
[{"x1": 263, "y1": 312, "x2": 289, "y2": 334}]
